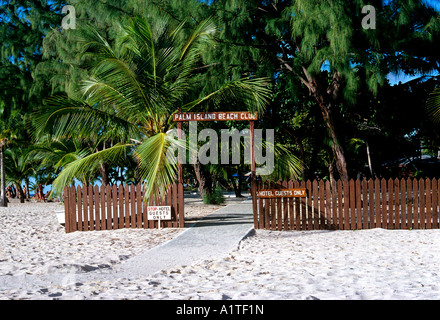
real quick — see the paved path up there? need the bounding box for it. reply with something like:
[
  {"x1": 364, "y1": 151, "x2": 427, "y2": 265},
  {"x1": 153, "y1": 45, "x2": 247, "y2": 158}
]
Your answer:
[
  {"x1": 116, "y1": 199, "x2": 254, "y2": 276},
  {"x1": 0, "y1": 199, "x2": 255, "y2": 290}
]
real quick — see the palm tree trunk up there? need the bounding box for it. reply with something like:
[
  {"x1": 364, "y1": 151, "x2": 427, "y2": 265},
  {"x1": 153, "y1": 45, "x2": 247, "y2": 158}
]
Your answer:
[
  {"x1": 15, "y1": 182, "x2": 25, "y2": 203},
  {"x1": 99, "y1": 163, "x2": 109, "y2": 186},
  {"x1": 25, "y1": 177, "x2": 30, "y2": 200},
  {"x1": 0, "y1": 146, "x2": 6, "y2": 207}
]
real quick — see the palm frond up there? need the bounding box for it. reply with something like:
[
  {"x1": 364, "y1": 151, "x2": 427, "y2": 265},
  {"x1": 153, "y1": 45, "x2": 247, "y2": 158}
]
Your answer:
[
  {"x1": 427, "y1": 87, "x2": 440, "y2": 123},
  {"x1": 34, "y1": 95, "x2": 140, "y2": 142},
  {"x1": 50, "y1": 143, "x2": 133, "y2": 196},
  {"x1": 258, "y1": 141, "x2": 303, "y2": 181},
  {"x1": 181, "y1": 77, "x2": 271, "y2": 115},
  {"x1": 134, "y1": 132, "x2": 178, "y2": 202}
]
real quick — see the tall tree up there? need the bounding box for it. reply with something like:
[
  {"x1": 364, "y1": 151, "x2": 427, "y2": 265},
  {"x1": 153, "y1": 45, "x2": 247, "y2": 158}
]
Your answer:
[
  {"x1": 35, "y1": 16, "x2": 271, "y2": 200},
  {"x1": 0, "y1": 0, "x2": 63, "y2": 205},
  {"x1": 288, "y1": 0, "x2": 440, "y2": 179}
]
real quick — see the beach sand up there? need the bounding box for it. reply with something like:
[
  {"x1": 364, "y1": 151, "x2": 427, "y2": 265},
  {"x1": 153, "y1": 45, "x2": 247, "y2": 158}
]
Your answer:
[{"x1": 1, "y1": 198, "x2": 440, "y2": 300}]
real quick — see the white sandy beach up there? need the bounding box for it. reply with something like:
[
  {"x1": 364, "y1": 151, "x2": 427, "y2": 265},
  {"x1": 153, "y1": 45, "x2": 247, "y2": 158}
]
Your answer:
[{"x1": 1, "y1": 199, "x2": 440, "y2": 300}]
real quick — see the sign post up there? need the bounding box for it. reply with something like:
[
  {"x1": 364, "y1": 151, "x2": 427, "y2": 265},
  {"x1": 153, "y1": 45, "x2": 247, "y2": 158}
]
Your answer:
[
  {"x1": 177, "y1": 108, "x2": 184, "y2": 228},
  {"x1": 249, "y1": 119, "x2": 257, "y2": 227}
]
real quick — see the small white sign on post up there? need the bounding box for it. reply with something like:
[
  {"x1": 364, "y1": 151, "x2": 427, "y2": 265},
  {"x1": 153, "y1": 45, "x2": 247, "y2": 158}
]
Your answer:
[{"x1": 147, "y1": 206, "x2": 172, "y2": 229}]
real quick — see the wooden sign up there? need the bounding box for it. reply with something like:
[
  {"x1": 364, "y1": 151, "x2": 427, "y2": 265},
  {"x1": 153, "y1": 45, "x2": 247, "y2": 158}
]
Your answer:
[
  {"x1": 173, "y1": 111, "x2": 258, "y2": 122},
  {"x1": 258, "y1": 188, "x2": 307, "y2": 198}
]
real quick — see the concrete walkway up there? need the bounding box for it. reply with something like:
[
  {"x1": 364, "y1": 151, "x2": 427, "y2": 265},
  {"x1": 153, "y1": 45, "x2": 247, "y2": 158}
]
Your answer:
[
  {"x1": 0, "y1": 200, "x2": 253, "y2": 290},
  {"x1": 116, "y1": 199, "x2": 255, "y2": 276},
  {"x1": 0, "y1": 199, "x2": 255, "y2": 291}
]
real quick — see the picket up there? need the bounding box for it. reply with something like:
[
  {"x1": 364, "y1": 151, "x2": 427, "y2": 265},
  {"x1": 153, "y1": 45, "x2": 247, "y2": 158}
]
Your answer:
[
  {"x1": 65, "y1": 178, "x2": 440, "y2": 233},
  {"x1": 64, "y1": 183, "x2": 182, "y2": 233},
  {"x1": 252, "y1": 178, "x2": 440, "y2": 231}
]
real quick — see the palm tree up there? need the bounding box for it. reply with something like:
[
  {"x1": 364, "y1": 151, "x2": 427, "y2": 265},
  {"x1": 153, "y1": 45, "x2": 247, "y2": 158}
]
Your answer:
[
  {"x1": 0, "y1": 134, "x2": 7, "y2": 206},
  {"x1": 35, "y1": 16, "x2": 271, "y2": 201},
  {"x1": 0, "y1": 128, "x2": 17, "y2": 207},
  {"x1": 4, "y1": 148, "x2": 36, "y2": 203},
  {"x1": 27, "y1": 134, "x2": 95, "y2": 183}
]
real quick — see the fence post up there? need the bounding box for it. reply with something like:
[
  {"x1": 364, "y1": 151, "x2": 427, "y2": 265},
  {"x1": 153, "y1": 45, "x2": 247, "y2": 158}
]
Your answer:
[
  {"x1": 87, "y1": 185, "x2": 93, "y2": 231},
  {"x1": 282, "y1": 180, "x2": 289, "y2": 230},
  {"x1": 288, "y1": 180, "x2": 295, "y2": 231},
  {"x1": 433, "y1": 178, "x2": 438, "y2": 229},
  {"x1": 407, "y1": 179, "x2": 413, "y2": 229},
  {"x1": 319, "y1": 180, "x2": 325, "y2": 229},
  {"x1": 312, "y1": 180, "x2": 318, "y2": 230},
  {"x1": 426, "y1": 178, "x2": 432, "y2": 229},
  {"x1": 100, "y1": 185, "x2": 106, "y2": 230},
  {"x1": 380, "y1": 179, "x2": 386, "y2": 229},
  {"x1": 258, "y1": 180, "x2": 265, "y2": 229},
  {"x1": 106, "y1": 185, "x2": 112, "y2": 230},
  {"x1": 393, "y1": 178, "x2": 399, "y2": 229},
  {"x1": 400, "y1": 178, "x2": 406, "y2": 229},
  {"x1": 326, "y1": 180, "x2": 332, "y2": 229},
  {"x1": 331, "y1": 179, "x2": 337, "y2": 230},
  {"x1": 350, "y1": 179, "x2": 356, "y2": 230},
  {"x1": 387, "y1": 178, "x2": 393, "y2": 229},
  {"x1": 362, "y1": 179, "x2": 368, "y2": 229},
  {"x1": 356, "y1": 179, "x2": 362, "y2": 230},
  {"x1": 76, "y1": 185, "x2": 83, "y2": 231},
  {"x1": 94, "y1": 185, "x2": 101, "y2": 230},
  {"x1": 420, "y1": 178, "x2": 425, "y2": 229},
  {"x1": 64, "y1": 186, "x2": 70, "y2": 233}
]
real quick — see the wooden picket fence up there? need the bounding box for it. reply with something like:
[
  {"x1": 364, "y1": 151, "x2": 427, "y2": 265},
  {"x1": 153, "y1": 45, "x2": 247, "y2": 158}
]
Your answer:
[
  {"x1": 255, "y1": 178, "x2": 440, "y2": 231},
  {"x1": 63, "y1": 183, "x2": 184, "y2": 233}
]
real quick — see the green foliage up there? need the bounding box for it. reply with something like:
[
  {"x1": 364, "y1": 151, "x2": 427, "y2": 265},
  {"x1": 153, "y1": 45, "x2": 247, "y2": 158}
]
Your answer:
[
  {"x1": 202, "y1": 186, "x2": 225, "y2": 205},
  {"x1": 427, "y1": 87, "x2": 440, "y2": 123},
  {"x1": 1, "y1": 0, "x2": 440, "y2": 199},
  {"x1": 36, "y1": 14, "x2": 271, "y2": 200}
]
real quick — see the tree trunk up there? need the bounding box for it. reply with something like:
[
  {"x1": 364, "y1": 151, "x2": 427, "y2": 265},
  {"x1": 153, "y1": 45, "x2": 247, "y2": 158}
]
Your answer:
[
  {"x1": 295, "y1": 136, "x2": 306, "y2": 181},
  {"x1": 329, "y1": 161, "x2": 335, "y2": 182},
  {"x1": 15, "y1": 182, "x2": 25, "y2": 203},
  {"x1": 320, "y1": 102, "x2": 349, "y2": 180},
  {"x1": 24, "y1": 177, "x2": 30, "y2": 200},
  {"x1": 226, "y1": 169, "x2": 241, "y2": 197},
  {"x1": 0, "y1": 146, "x2": 6, "y2": 207},
  {"x1": 193, "y1": 160, "x2": 212, "y2": 198},
  {"x1": 99, "y1": 163, "x2": 109, "y2": 186},
  {"x1": 301, "y1": 70, "x2": 349, "y2": 180},
  {"x1": 366, "y1": 141, "x2": 374, "y2": 179}
]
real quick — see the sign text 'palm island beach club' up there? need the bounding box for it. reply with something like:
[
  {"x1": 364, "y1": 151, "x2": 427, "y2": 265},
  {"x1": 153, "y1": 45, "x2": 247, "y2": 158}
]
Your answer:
[{"x1": 173, "y1": 111, "x2": 258, "y2": 122}]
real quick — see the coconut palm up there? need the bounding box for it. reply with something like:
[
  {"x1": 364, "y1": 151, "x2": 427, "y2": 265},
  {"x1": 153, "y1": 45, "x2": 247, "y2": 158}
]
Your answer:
[
  {"x1": 35, "y1": 16, "x2": 271, "y2": 201},
  {"x1": 4, "y1": 148, "x2": 36, "y2": 203}
]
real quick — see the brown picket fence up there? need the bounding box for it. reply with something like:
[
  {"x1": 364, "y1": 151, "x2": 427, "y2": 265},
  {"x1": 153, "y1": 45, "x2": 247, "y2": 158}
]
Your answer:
[
  {"x1": 63, "y1": 183, "x2": 184, "y2": 233},
  {"x1": 255, "y1": 178, "x2": 440, "y2": 231}
]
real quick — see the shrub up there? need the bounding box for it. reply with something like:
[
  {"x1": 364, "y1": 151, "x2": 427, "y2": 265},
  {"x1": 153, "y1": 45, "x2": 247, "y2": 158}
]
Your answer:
[{"x1": 202, "y1": 187, "x2": 225, "y2": 205}]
